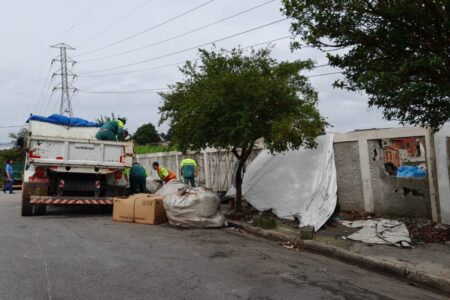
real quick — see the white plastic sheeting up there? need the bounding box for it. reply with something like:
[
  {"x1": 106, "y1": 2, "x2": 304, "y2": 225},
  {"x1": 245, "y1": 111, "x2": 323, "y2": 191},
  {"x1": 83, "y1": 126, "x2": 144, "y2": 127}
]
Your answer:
[
  {"x1": 342, "y1": 219, "x2": 411, "y2": 248},
  {"x1": 228, "y1": 135, "x2": 337, "y2": 231}
]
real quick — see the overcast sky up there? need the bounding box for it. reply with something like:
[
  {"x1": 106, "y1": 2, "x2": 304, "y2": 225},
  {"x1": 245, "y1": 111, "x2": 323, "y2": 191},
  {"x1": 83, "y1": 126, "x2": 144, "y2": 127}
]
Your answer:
[{"x1": 0, "y1": 0, "x2": 400, "y2": 143}]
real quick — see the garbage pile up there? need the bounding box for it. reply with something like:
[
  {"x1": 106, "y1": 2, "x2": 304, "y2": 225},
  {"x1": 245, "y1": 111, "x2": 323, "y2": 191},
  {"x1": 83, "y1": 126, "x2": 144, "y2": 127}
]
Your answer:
[
  {"x1": 157, "y1": 180, "x2": 225, "y2": 228},
  {"x1": 406, "y1": 220, "x2": 450, "y2": 243},
  {"x1": 113, "y1": 180, "x2": 224, "y2": 228}
]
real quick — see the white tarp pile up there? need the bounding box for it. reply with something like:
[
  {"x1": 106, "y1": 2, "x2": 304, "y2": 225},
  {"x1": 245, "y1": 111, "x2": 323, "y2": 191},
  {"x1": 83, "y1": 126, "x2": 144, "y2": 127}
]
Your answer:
[
  {"x1": 156, "y1": 180, "x2": 225, "y2": 228},
  {"x1": 227, "y1": 135, "x2": 337, "y2": 231},
  {"x1": 342, "y1": 219, "x2": 411, "y2": 248}
]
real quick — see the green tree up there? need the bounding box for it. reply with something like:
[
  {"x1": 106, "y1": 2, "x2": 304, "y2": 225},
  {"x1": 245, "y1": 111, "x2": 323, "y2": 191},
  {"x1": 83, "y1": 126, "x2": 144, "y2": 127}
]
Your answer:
[
  {"x1": 9, "y1": 127, "x2": 28, "y2": 149},
  {"x1": 282, "y1": 0, "x2": 450, "y2": 130},
  {"x1": 159, "y1": 48, "x2": 327, "y2": 212},
  {"x1": 96, "y1": 113, "x2": 127, "y2": 125},
  {"x1": 133, "y1": 122, "x2": 161, "y2": 145}
]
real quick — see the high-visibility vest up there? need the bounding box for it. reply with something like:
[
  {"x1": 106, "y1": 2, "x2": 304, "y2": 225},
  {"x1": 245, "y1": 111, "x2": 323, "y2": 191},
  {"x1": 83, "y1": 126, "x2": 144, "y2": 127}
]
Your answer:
[{"x1": 157, "y1": 167, "x2": 177, "y2": 183}]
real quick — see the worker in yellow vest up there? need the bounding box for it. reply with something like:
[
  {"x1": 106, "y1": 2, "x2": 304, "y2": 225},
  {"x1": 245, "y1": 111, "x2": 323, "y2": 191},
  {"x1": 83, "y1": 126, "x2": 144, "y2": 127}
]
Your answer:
[{"x1": 180, "y1": 156, "x2": 198, "y2": 187}]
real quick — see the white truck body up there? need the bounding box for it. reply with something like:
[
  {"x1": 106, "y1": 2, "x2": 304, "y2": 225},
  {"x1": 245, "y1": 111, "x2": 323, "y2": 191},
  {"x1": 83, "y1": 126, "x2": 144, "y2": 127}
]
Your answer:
[
  {"x1": 26, "y1": 121, "x2": 133, "y2": 174},
  {"x1": 21, "y1": 120, "x2": 134, "y2": 216}
]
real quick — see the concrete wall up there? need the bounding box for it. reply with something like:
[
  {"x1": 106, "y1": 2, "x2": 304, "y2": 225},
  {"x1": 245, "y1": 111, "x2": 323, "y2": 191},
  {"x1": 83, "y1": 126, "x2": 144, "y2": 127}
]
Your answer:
[
  {"x1": 367, "y1": 140, "x2": 431, "y2": 218},
  {"x1": 334, "y1": 127, "x2": 439, "y2": 221},
  {"x1": 333, "y1": 142, "x2": 364, "y2": 211},
  {"x1": 435, "y1": 126, "x2": 450, "y2": 224}
]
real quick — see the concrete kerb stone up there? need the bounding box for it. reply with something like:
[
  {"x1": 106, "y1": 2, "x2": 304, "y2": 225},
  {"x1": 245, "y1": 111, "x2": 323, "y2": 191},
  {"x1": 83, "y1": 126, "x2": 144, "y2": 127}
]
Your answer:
[{"x1": 227, "y1": 220, "x2": 450, "y2": 296}]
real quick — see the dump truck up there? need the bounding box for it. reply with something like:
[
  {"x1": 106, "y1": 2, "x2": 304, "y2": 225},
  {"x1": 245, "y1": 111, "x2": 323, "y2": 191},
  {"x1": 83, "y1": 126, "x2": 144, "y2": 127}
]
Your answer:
[{"x1": 22, "y1": 117, "x2": 133, "y2": 216}]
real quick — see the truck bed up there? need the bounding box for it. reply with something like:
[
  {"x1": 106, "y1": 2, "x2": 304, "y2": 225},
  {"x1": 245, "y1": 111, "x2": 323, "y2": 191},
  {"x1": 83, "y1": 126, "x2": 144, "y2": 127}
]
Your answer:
[{"x1": 27, "y1": 120, "x2": 133, "y2": 172}]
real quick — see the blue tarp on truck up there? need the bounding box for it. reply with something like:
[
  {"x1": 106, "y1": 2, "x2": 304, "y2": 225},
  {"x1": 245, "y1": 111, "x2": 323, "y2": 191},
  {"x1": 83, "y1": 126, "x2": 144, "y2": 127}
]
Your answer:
[{"x1": 27, "y1": 114, "x2": 100, "y2": 127}]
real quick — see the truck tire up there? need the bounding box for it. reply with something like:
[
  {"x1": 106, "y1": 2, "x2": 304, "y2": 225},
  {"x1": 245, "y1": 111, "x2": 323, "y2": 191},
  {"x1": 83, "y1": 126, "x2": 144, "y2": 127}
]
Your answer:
[
  {"x1": 21, "y1": 182, "x2": 48, "y2": 217},
  {"x1": 21, "y1": 193, "x2": 33, "y2": 217}
]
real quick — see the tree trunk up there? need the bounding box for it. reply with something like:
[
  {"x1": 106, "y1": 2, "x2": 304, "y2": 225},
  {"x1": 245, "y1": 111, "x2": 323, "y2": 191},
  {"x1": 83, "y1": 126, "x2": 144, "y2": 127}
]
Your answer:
[
  {"x1": 231, "y1": 145, "x2": 254, "y2": 214},
  {"x1": 234, "y1": 159, "x2": 245, "y2": 213}
]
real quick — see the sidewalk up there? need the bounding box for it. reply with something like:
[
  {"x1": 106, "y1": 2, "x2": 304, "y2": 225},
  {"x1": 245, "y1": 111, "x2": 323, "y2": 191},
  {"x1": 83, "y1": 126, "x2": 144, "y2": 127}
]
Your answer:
[
  {"x1": 315, "y1": 221, "x2": 450, "y2": 279},
  {"x1": 227, "y1": 216, "x2": 450, "y2": 295}
]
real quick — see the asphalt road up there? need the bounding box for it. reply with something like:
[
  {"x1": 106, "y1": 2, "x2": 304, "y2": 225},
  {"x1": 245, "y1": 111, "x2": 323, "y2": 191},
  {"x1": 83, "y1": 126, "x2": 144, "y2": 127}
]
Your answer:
[{"x1": 0, "y1": 193, "x2": 445, "y2": 300}]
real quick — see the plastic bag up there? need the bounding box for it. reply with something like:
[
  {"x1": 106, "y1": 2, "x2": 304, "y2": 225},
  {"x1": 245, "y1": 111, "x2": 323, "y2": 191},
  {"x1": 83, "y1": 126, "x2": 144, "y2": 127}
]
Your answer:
[
  {"x1": 396, "y1": 166, "x2": 427, "y2": 178},
  {"x1": 146, "y1": 178, "x2": 162, "y2": 194},
  {"x1": 163, "y1": 187, "x2": 225, "y2": 228},
  {"x1": 155, "y1": 180, "x2": 187, "y2": 196}
]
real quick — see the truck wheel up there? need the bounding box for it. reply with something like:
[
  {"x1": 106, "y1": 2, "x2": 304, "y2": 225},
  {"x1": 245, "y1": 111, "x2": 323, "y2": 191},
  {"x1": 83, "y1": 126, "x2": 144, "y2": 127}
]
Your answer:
[
  {"x1": 21, "y1": 194, "x2": 33, "y2": 217},
  {"x1": 21, "y1": 182, "x2": 49, "y2": 217}
]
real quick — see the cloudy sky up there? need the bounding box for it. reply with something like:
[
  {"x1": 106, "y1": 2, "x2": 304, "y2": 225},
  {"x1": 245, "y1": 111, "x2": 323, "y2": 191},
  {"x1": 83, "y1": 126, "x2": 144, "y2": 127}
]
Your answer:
[{"x1": 0, "y1": 0, "x2": 400, "y2": 144}]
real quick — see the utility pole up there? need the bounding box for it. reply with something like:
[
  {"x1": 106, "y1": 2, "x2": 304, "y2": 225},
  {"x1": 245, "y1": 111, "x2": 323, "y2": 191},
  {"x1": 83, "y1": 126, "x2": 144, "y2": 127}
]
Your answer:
[{"x1": 51, "y1": 43, "x2": 77, "y2": 117}]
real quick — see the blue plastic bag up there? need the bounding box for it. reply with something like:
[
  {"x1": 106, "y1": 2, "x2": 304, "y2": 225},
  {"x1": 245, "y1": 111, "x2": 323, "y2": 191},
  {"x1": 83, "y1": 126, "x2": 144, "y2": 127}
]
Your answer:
[
  {"x1": 396, "y1": 166, "x2": 427, "y2": 178},
  {"x1": 27, "y1": 114, "x2": 100, "y2": 127}
]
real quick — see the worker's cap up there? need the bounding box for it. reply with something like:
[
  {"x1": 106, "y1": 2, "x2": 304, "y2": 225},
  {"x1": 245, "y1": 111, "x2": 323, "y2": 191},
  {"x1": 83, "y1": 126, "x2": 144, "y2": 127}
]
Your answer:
[{"x1": 118, "y1": 118, "x2": 127, "y2": 125}]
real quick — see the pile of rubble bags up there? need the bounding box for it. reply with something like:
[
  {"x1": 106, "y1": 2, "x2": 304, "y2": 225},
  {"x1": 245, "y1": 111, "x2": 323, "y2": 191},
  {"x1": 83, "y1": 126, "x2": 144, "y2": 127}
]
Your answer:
[
  {"x1": 113, "y1": 194, "x2": 167, "y2": 225},
  {"x1": 156, "y1": 180, "x2": 225, "y2": 228}
]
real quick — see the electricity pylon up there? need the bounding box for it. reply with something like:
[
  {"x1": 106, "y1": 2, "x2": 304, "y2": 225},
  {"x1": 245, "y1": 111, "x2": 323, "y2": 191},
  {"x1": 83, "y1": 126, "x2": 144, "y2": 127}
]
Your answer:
[{"x1": 51, "y1": 43, "x2": 77, "y2": 117}]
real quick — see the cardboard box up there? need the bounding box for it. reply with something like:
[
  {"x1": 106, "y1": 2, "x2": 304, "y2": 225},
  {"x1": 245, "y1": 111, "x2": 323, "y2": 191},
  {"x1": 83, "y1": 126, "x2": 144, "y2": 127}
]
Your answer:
[
  {"x1": 112, "y1": 197, "x2": 135, "y2": 223},
  {"x1": 134, "y1": 195, "x2": 167, "y2": 225}
]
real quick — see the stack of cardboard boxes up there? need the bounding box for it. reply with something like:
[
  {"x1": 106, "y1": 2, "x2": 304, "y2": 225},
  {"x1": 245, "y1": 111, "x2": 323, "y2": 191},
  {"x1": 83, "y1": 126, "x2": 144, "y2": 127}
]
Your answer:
[{"x1": 113, "y1": 194, "x2": 167, "y2": 225}]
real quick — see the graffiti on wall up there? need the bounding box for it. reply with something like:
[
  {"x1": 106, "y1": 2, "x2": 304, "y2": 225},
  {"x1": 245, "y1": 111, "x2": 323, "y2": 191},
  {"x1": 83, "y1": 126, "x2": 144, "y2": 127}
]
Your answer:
[{"x1": 381, "y1": 137, "x2": 427, "y2": 177}]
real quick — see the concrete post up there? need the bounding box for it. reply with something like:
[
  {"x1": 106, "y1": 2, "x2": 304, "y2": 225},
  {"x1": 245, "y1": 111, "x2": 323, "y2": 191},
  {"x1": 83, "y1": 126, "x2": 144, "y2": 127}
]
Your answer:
[
  {"x1": 203, "y1": 150, "x2": 210, "y2": 189},
  {"x1": 425, "y1": 129, "x2": 440, "y2": 222},
  {"x1": 358, "y1": 139, "x2": 374, "y2": 212}
]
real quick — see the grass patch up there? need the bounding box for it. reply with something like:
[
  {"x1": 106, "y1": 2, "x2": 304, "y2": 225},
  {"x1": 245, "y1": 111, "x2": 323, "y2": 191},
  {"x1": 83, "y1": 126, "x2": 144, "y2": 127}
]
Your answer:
[{"x1": 135, "y1": 144, "x2": 178, "y2": 154}]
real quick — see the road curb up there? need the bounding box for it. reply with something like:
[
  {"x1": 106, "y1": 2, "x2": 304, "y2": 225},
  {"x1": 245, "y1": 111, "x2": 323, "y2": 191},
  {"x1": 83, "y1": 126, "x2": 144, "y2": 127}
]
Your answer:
[{"x1": 227, "y1": 220, "x2": 450, "y2": 296}]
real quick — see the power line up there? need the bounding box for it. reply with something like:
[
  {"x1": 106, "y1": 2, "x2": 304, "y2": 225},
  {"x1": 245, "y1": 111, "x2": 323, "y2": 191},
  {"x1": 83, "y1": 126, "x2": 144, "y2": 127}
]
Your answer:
[
  {"x1": 32, "y1": 62, "x2": 54, "y2": 115},
  {"x1": 78, "y1": 18, "x2": 288, "y2": 74},
  {"x1": 77, "y1": 70, "x2": 341, "y2": 95},
  {"x1": 78, "y1": 35, "x2": 323, "y2": 78},
  {"x1": 75, "y1": 0, "x2": 216, "y2": 57},
  {"x1": 77, "y1": 0, "x2": 155, "y2": 49},
  {"x1": 26, "y1": 54, "x2": 48, "y2": 114},
  {"x1": 79, "y1": 60, "x2": 186, "y2": 77},
  {"x1": 80, "y1": 0, "x2": 276, "y2": 63},
  {"x1": 42, "y1": 91, "x2": 57, "y2": 116},
  {"x1": 307, "y1": 71, "x2": 343, "y2": 78},
  {"x1": 78, "y1": 88, "x2": 169, "y2": 94},
  {"x1": 54, "y1": 0, "x2": 105, "y2": 42}
]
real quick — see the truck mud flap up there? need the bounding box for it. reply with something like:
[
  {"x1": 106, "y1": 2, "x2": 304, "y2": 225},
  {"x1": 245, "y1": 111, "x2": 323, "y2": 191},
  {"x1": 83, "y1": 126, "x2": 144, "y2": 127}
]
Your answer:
[{"x1": 30, "y1": 196, "x2": 114, "y2": 205}]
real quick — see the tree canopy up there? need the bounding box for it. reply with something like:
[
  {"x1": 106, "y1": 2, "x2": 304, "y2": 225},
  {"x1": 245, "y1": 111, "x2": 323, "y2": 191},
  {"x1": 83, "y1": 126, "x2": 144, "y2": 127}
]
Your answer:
[
  {"x1": 282, "y1": 0, "x2": 450, "y2": 130},
  {"x1": 159, "y1": 48, "x2": 327, "y2": 211},
  {"x1": 133, "y1": 122, "x2": 161, "y2": 145}
]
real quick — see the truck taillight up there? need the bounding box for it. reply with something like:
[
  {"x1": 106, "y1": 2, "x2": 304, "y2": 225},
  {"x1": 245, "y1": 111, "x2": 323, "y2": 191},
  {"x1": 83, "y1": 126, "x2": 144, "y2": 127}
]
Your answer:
[
  {"x1": 35, "y1": 167, "x2": 45, "y2": 178},
  {"x1": 115, "y1": 171, "x2": 122, "y2": 180},
  {"x1": 28, "y1": 150, "x2": 41, "y2": 159},
  {"x1": 58, "y1": 179, "x2": 65, "y2": 188},
  {"x1": 95, "y1": 180, "x2": 101, "y2": 189}
]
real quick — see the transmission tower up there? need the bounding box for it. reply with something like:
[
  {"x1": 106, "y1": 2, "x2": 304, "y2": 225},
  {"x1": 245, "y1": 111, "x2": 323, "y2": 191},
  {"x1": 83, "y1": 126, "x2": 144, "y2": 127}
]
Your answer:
[{"x1": 51, "y1": 43, "x2": 77, "y2": 117}]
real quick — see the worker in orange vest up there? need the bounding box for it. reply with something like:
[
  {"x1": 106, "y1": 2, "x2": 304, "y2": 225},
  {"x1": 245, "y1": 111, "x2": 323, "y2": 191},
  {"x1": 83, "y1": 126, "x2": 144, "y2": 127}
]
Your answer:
[{"x1": 152, "y1": 162, "x2": 177, "y2": 184}]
